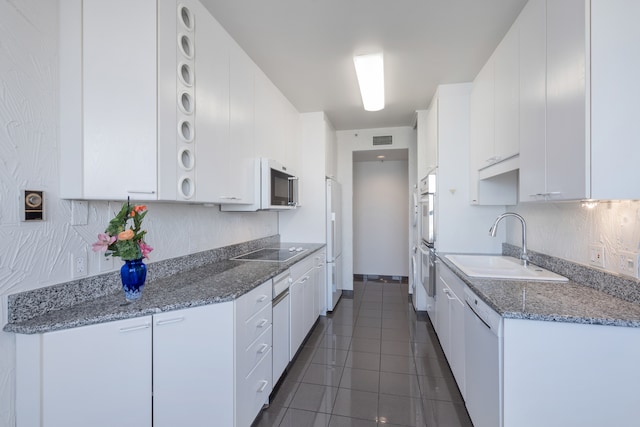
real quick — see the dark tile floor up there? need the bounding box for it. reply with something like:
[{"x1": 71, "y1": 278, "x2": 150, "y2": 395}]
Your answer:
[{"x1": 252, "y1": 278, "x2": 474, "y2": 427}]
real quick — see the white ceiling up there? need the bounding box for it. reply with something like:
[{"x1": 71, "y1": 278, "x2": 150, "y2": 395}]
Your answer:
[{"x1": 199, "y1": 0, "x2": 528, "y2": 131}]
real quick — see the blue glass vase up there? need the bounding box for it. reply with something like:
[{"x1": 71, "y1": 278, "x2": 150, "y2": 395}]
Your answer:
[{"x1": 120, "y1": 258, "x2": 147, "y2": 301}]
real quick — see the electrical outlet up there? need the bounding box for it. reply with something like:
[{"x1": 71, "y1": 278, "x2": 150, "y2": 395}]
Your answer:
[
  {"x1": 618, "y1": 251, "x2": 640, "y2": 279},
  {"x1": 71, "y1": 249, "x2": 88, "y2": 278},
  {"x1": 589, "y1": 245, "x2": 605, "y2": 268},
  {"x1": 99, "y1": 254, "x2": 114, "y2": 272}
]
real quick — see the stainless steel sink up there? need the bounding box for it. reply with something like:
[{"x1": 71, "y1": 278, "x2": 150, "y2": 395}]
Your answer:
[{"x1": 445, "y1": 254, "x2": 568, "y2": 282}]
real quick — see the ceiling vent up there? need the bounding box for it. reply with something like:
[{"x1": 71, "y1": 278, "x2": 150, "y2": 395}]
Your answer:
[{"x1": 372, "y1": 135, "x2": 392, "y2": 146}]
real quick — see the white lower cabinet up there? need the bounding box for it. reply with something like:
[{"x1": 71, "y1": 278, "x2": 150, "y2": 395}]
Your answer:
[
  {"x1": 315, "y1": 251, "x2": 327, "y2": 316},
  {"x1": 36, "y1": 317, "x2": 153, "y2": 427},
  {"x1": 289, "y1": 255, "x2": 319, "y2": 360},
  {"x1": 433, "y1": 262, "x2": 466, "y2": 397},
  {"x1": 503, "y1": 318, "x2": 640, "y2": 427},
  {"x1": 153, "y1": 304, "x2": 234, "y2": 427},
  {"x1": 235, "y1": 280, "x2": 273, "y2": 427},
  {"x1": 16, "y1": 280, "x2": 273, "y2": 427}
]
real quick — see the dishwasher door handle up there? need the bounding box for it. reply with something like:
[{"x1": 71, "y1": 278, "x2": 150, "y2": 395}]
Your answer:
[
  {"x1": 466, "y1": 301, "x2": 492, "y2": 330},
  {"x1": 272, "y1": 290, "x2": 289, "y2": 306}
]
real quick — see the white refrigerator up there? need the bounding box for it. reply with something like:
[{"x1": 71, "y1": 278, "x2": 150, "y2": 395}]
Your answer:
[{"x1": 326, "y1": 177, "x2": 343, "y2": 311}]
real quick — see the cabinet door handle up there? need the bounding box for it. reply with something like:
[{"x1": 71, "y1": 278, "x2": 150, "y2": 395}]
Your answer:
[
  {"x1": 300, "y1": 276, "x2": 309, "y2": 283},
  {"x1": 257, "y1": 380, "x2": 269, "y2": 393},
  {"x1": 258, "y1": 343, "x2": 269, "y2": 354},
  {"x1": 257, "y1": 295, "x2": 269, "y2": 303},
  {"x1": 156, "y1": 317, "x2": 185, "y2": 326},
  {"x1": 220, "y1": 196, "x2": 242, "y2": 200},
  {"x1": 257, "y1": 318, "x2": 269, "y2": 328},
  {"x1": 119, "y1": 323, "x2": 151, "y2": 333},
  {"x1": 127, "y1": 190, "x2": 156, "y2": 194}
]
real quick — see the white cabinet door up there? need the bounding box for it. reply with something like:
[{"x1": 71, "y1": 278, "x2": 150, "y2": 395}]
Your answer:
[
  {"x1": 503, "y1": 319, "x2": 640, "y2": 427},
  {"x1": 224, "y1": 40, "x2": 256, "y2": 204},
  {"x1": 41, "y1": 317, "x2": 153, "y2": 427},
  {"x1": 68, "y1": 0, "x2": 159, "y2": 200},
  {"x1": 424, "y1": 102, "x2": 438, "y2": 173},
  {"x1": 469, "y1": 57, "x2": 495, "y2": 174},
  {"x1": 434, "y1": 264, "x2": 450, "y2": 356},
  {"x1": 289, "y1": 277, "x2": 305, "y2": 359},
  {"x1": 590, "y1": 0, "x2": 640, "y2": 200},
  {"x1": 449, "y1": 295, "x2": 465, "y2": 397},
  {"x1": 469, "y1": 57, "x2": 517, "y2": 206},
  {"x1": 493, "y1": 23, "x2": 520, "y2": 161},
  {"x1": 315, "y1": 252, "x2": 327, "y2": 316},
  {"x1": 545, "y1": 0, "x2": 588, "y2": 200},
  {"x1": 415, "y1": 110, "x2": 429, "y2": 179},
  {"x1": 303, "y1": 268, "x2": 316, "y2": 332},
  {"x1": 518, "y1": 0, "x2": 547, "y2": 201},
  {"x1": 153, "y1": 304, "x2": 234, "y2": 427},
  {"x1": 191, "y1": 1, "x2": 231, "y2": 203},
  {"x1": 434, "y1": 262, "x2": 466, "y2": 396}
]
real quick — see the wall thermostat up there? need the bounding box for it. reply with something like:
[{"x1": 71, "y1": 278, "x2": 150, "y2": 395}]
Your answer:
[{"x1": 24, "y1": 190, "x2": 44, "y2": 221}]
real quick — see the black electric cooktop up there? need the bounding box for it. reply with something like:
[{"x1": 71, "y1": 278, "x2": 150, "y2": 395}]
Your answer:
[{"x1": 231, "y1": 248, "x2": 307, "y2": 262}]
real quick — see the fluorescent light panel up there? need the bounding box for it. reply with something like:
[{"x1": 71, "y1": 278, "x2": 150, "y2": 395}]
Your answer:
[{"x1": 354, "y1": 53, "x2": 385, "y2": 111}]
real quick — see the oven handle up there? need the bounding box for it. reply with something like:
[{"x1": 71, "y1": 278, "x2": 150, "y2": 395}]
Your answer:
[{"x1": 272, "y1": 289, "x2": 289, "y2": 306}]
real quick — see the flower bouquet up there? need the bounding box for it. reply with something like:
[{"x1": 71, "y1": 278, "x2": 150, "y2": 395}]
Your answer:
[{"x1": 93, "y1": 202, "x2": 153, "y2": 301}]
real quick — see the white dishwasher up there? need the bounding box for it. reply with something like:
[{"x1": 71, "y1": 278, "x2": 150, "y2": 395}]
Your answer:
[
  {"x1": 272, "y1": 270, "x2": 291, "y2": 385},
  {"x1": 464, "y1": 286, "x2": 503, "y2": 427}
]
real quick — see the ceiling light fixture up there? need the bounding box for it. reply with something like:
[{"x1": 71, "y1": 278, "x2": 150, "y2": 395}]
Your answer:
[{"x1": 353, "y1": 52, "x2": 385, "y2": 112}]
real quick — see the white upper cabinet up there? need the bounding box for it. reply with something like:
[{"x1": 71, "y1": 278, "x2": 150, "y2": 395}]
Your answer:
[
  {"x1": 59, "y1": 0, "x2": 272, "y2": 204},
  {"x1": 190, "y1": 1, "x2": 230, "y2": 203},
  {"x1": 254, "y1": 69, "x2": 301, "y2": 168},
  {"x1": 493, "y1": 26, "x2": 520, "y2": 163},
  {"x1": 590, "y1": 0, "x2": 640, "y2": 200},
  {"x1": 469, "y1": 19, "x2": 519, "y2": 174},
  {"x1": 416, "y1": 107, "x2": 437, "y2": 179},
  {"x1": 60, "y1": 0, "x2": 166, "y2": 201},
  {"x1": 469, "y1": 56, "x2": 517, "y2": 206},
  {"x1": 519, "y1": 0, "x2": 640, "y2": 201},
  {"x1": 469, "y1": 57, "x2": 495, "y2": 175},
  {"x1": 544, "y1": 0, "x2": 588, "y2": 201},
  {"x1": 518, "y1": 0, "x2": 547, "y2": 201},
  {"x1": 224, "y1": 41, "x2": 257, "y2": 204}
]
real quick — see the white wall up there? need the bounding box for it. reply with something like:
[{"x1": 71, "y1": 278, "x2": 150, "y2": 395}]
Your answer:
[
  {"x1": 0, "y1": 3, "x2": 278, "y2": 426},
  {"x1": 508, "y1": 201, "x2": 640, "y2": 275},
  {"x1": 353, "y1": 159, "x2": 409, "y2": 276},
  {"x1": 337, "y1": 126, "x2": 415, "y2": 291}
]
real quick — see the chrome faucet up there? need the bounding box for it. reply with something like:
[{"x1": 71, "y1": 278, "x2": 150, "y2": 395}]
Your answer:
[{"x1": 489, "y1": 212, "x2": 530, "y2": 267}]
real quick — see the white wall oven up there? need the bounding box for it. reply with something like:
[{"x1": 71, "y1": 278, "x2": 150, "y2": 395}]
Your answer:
[
  {"x1": 419, "y1": 171, "x2": 437, "y2": 321},
  {"x1": 419, "y1": 172, "x2": 436, "y2": 247}
]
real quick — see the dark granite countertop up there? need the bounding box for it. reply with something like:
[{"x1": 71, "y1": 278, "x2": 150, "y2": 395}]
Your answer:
[
  {"x1": 4, "y1": 242, "x2": 324, "y2": 334},
  {"x1": 439, "y1": 254, "x2": 640, "y2": 328}
]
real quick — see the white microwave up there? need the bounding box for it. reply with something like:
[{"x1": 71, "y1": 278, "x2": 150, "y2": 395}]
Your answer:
[{"x1": 260, "y1": 158, "x2": 299, "y2": 210}]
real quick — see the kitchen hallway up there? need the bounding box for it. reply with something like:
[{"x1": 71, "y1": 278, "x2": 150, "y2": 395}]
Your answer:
[{"x1": 252, "y1": 277, "x2": 473, "y2": 427}]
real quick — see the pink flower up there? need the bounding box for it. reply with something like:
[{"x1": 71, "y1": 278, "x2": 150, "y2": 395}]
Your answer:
[
  {"x1": 92, "y1": 233, "x2": 116, "y2": 253},
  {"x1": 139, "y1": 241, "x2": 154, "y2": 259}
]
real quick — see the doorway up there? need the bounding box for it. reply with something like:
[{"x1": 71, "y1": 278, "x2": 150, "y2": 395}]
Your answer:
[{"x1": 352, "y1": 148, "x2": 409, "y2": 280}]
